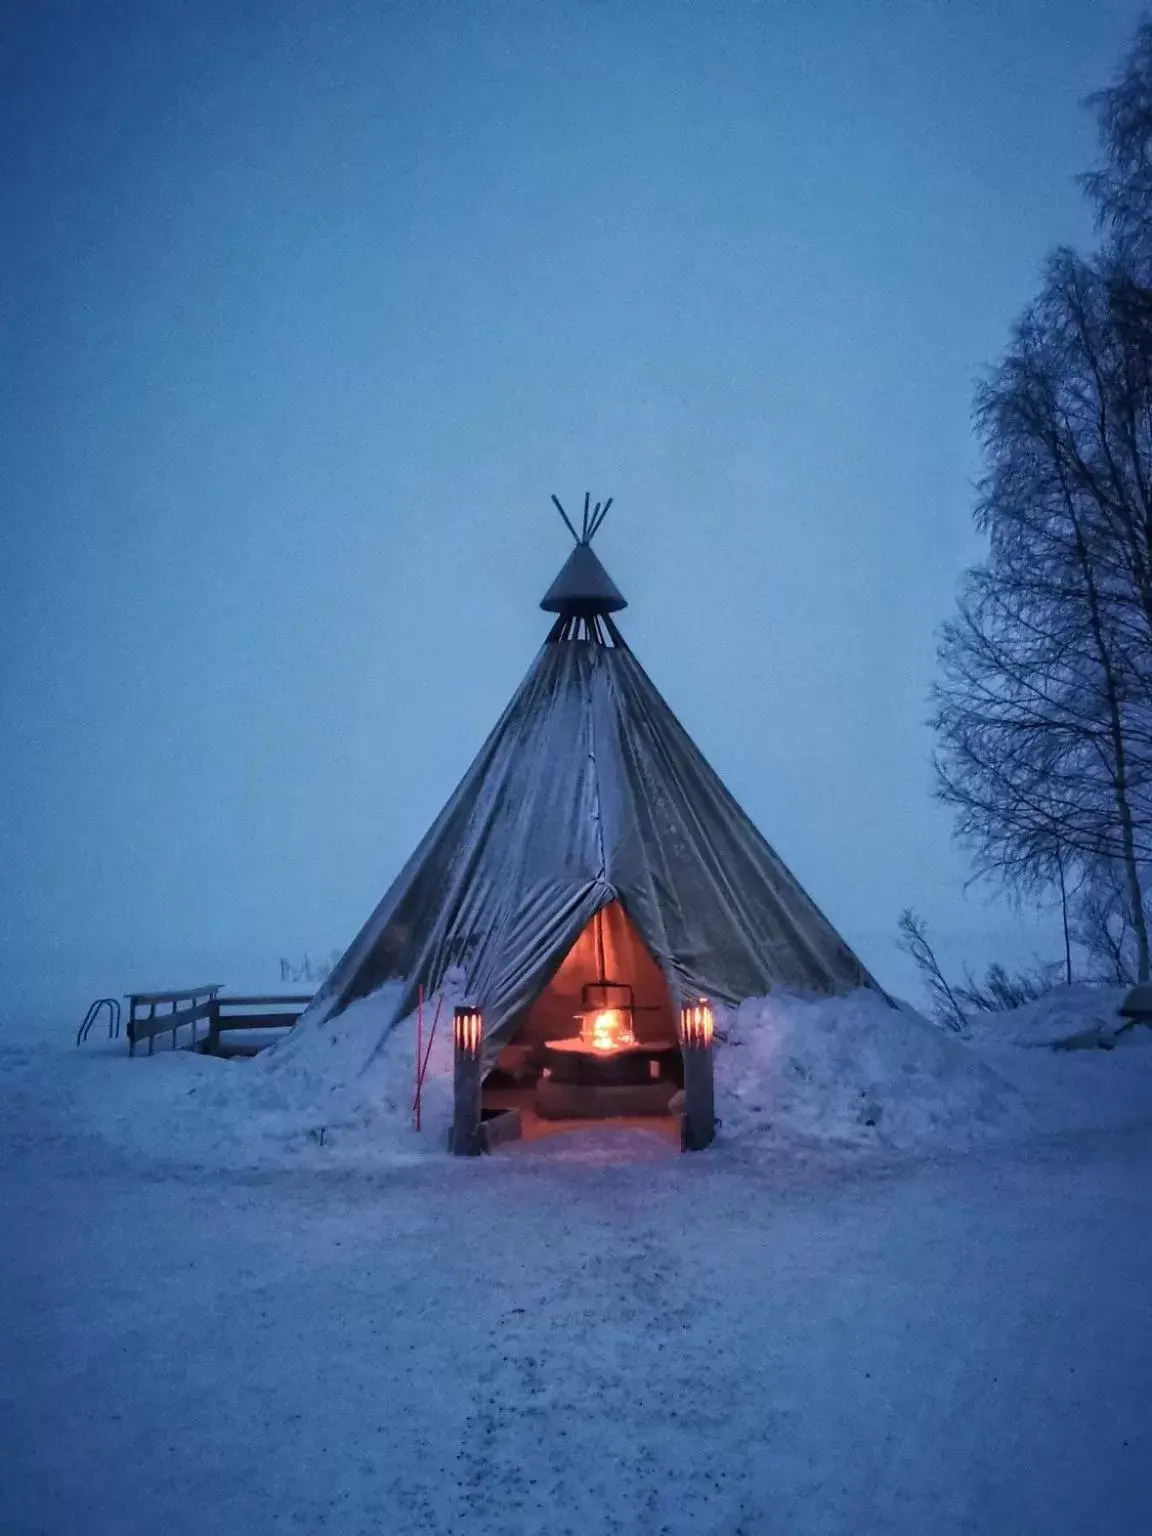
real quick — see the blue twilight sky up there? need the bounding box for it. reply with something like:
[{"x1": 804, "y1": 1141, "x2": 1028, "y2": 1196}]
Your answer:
[{"x1": 1, "y1": 0, "x2": 1146, "y2": 1024}]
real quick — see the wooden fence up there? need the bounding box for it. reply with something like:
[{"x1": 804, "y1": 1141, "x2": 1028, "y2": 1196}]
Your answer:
[
  {"x1": 204, "y1": 994, "x2": 312, "y2": 1056},
  {"x1": 127, "y1": 986, "x2": 222, "y2": 1056},
  {"x1": 126, "y1": 987, "x2": 312, "y2": 1057}
]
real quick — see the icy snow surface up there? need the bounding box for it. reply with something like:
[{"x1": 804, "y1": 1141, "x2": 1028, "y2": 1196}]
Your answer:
[{"x1": 4, "y1": 985, "x2": 1152, "y2": 1533}]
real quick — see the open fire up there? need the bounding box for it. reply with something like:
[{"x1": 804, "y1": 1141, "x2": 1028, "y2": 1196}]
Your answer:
[{"x1": 581, "y1": 1006, "x2": 637, "y2": 1053}]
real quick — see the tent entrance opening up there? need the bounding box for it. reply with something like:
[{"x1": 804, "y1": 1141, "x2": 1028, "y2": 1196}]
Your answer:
[{"x1": 484, "y1": 902, "x2": 682, "y2": 1132}]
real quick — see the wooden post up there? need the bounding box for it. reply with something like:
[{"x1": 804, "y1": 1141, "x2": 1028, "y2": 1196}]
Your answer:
[
  {"x1": 680, "y1": 999, "x2": 716, "y2": 1152},
  {"x1": 207, "y1": 997, "x2": 221, "y2": 1056},
  {"x1": 449, "y1": 1007, "x2": 484, "y2": 1156},
  {"x1": 128, "y1": 997, "x2": 136, "y2": 1057}
]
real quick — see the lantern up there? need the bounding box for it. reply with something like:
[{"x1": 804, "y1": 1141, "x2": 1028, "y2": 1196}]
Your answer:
[
  {"x1": 450, "y1": 1006, "x2": 484, "y2": 1156},
  {"x1": 453, "y1": 1006, "x2": 483, "y2": 1058},
  {"x1": 679, "y1": 997, "x2": 716, "y2": 1152}
]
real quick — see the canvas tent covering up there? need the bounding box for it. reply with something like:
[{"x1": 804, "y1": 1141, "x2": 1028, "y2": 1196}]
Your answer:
[{"x1": 298, "y1": 501, "x2": 876, "y2": 1066}]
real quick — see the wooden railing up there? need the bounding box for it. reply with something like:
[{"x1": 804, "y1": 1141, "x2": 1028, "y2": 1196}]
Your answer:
[
  {"x1": 203, "y1": 995, "x2": 312, "y2": 1055},
  {"x1": 126, "y1": 987, "x2": 311, "y2": 1056},
  {"x1": 127, "y1": 986, "x2": 223, "y2": 1056}
]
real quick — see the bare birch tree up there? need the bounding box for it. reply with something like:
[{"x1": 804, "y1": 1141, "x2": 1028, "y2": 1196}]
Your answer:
[
  {"x1": 934, "y1": 249, "x2": 1152, "y2": 981},
  {"x1": 1084, "y1": 19, "x2": 1152, "y2": 262}
]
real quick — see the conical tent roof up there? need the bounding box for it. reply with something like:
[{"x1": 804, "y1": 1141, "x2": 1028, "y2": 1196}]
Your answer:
[{"x1": 297, "y1": 519, "x2": 878, "y2": 1064}]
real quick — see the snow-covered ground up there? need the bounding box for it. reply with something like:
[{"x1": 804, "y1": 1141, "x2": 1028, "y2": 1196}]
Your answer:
[{"x1": 3, "y1": 985, "x2": 1152, "y2": 1533}]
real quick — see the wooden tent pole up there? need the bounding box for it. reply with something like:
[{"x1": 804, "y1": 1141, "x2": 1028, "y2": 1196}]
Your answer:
[{"x1": 550, "y1": 494, "x2": 581, "y2": 544}]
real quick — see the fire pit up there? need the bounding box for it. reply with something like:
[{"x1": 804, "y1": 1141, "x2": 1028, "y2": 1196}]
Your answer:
[
  {"x1": 535, "y1": 1037, "x2": 681, "y2": 1119},
  {"x1": 531, "y1": 974, "x2": 680, "y2": 1119}
]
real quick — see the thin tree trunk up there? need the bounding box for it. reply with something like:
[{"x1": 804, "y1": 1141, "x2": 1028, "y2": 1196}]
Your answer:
[
  {"x1": 1067, "y1": 502, "x2": 1152, "y2": 979},
  {"x1": 1057, "y1": 851, "x2": 1073, "y2": 985}
]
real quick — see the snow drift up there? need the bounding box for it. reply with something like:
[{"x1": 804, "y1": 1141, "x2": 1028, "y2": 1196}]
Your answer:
[
  {"x1": 251, "y1": 974, "x2": 464, "y2": 1152},
  {"x1": 958, "y1": 983, "x2": 1127, "y2": 1047},
  {"x1": 716, "y1": 989, "x2": 1027, "y2": 1152}
]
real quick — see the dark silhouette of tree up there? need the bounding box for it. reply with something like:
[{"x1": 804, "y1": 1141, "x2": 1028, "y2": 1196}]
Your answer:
[
  {"x1": 934, "y1": 22, "x2": 1152, "y2": 984},
  {"x1": 1084, "y1": 20, "x2": 1152, "y2": 259}
]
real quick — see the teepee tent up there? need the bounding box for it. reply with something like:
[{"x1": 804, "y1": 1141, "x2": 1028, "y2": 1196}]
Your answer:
[{"x1": 297, "y1": 497, "x2": 878, "y2": 1065}]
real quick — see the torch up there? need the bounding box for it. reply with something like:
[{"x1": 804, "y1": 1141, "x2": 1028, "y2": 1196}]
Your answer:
[
  {"x1": 679, "y1": 998, "x2": 716, "y2": 1151},
  {"x1": 450, "y1": 1006, "x2": 485, "y2": 1156}
]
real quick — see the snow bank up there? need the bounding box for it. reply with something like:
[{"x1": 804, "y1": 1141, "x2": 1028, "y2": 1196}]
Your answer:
[
  {"x1": 717, "y1": 989, "x2": 1028, "y2": 1152},
  {"x1": 716, "y1": 986, "x2": 1152, "y2": 1155},
  {"x1": 154, "y1": 976, "x2": 479, "y2": 1167},
  {"x1": 960, "y1": 985, "x2": 1152, "y2": 1136},
  {"x1": 960, "y1": 984, "x2": 1127, "y2": 1047},
  {"x1": 245, "y1": 976, "x2": 465, "y2": 1157}
]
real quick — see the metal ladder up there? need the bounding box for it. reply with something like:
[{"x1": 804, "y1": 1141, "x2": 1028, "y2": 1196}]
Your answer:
[{"x1": 76, "y1": 997, "x2": 122, "y2": 1046}]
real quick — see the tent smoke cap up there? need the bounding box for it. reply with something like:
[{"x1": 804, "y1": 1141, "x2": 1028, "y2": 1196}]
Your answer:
[
  {"x1": 540, "y1": 541, "x2": 627, "y2": 614},
  {"x1": 540, "y1": 491, "x2": 627, "y2": 614}
]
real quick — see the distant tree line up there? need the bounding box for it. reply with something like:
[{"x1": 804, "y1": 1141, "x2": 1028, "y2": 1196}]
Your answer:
[
  {"x1": 932, "y1": 19, "x2": 1152, "y2": 989},
  {"x1": 279, "y1": 949, "x2": 342, "y2": 985}
]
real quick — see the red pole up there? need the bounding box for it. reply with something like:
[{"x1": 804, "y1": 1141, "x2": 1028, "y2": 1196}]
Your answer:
[
  {"x1": 414, "y1": 984, "x2": 424, "y2": 1131},
  {"x1": 418, "y1": 994, "x2": 443, "y2": 1089},
  {"x1": 412, "y1": 991, "x2": 447, "y2": 1127}
]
